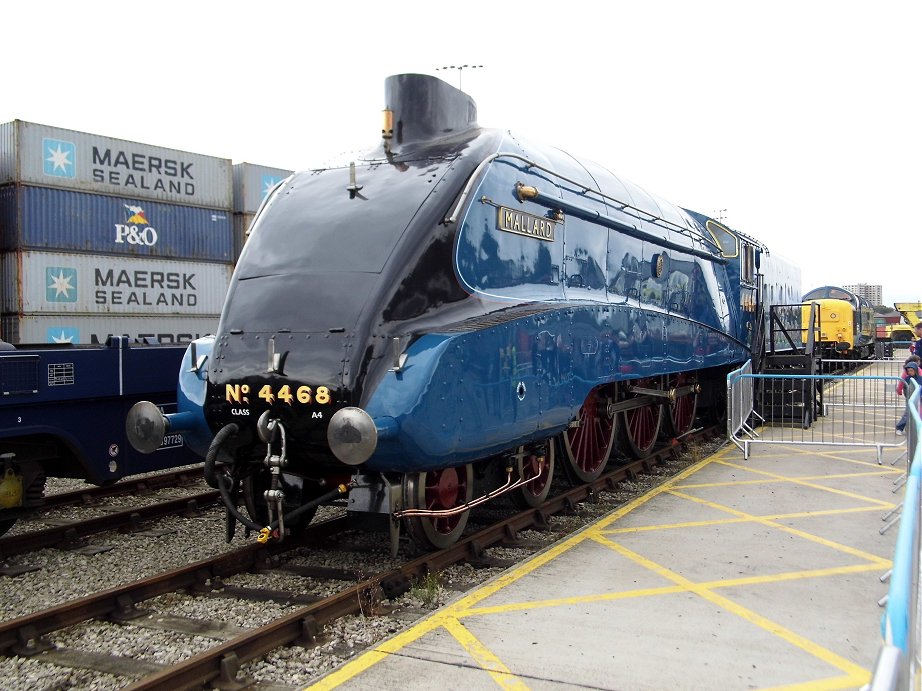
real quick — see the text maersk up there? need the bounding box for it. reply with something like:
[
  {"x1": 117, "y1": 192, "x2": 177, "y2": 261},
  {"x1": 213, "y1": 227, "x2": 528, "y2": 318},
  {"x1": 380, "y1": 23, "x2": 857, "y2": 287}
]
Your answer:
[
  {"x1": 94, "y1": 269, "x2": 197, "y2": 306},
  {"x1": 91, "y1": 147, "x2": 195, "y2": 196}
]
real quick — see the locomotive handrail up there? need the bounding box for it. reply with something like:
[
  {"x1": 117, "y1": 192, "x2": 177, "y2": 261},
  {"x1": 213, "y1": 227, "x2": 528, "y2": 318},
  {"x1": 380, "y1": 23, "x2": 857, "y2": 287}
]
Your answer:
[
  {"x1": 513, "y1": 183, "x2": 729, "y2": 265},
  {"x1": 445, "y1": 151, "x2": 723, "y2": 256}
]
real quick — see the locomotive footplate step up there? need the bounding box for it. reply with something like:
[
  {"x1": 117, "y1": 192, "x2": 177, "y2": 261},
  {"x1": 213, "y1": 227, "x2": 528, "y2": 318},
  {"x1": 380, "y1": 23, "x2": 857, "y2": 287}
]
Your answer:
[{"x1": 308, "y1": 440, "x2": 903, "y2": 690}]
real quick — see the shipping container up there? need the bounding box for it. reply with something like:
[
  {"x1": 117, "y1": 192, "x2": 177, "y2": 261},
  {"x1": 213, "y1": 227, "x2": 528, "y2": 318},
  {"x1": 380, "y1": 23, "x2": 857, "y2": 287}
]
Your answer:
[
  {"x1": 232, "y1": 162, "x2": 292, "y2": 214},
  {"x1": 0, "y1": 184, "x2": 232, "y2": 261},
  {"x1": 1, "y1": 251, "x2": 231, "y2": 316},
  {"x1": 2, "y1": 314, "x2": 218, "y2": 345},
  {"x1": 0, "y1": 120, "x2": 232, "y2": 208},
  {"x1": 233, "y1": 212, "x2": 257, "y2": 260}
]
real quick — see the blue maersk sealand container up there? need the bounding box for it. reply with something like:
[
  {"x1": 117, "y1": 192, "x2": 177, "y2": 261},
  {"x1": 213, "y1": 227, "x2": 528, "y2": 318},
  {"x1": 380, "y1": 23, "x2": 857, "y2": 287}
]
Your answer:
[{"x1": 0, "y1": 185, "x2": 233, "y2": 261}]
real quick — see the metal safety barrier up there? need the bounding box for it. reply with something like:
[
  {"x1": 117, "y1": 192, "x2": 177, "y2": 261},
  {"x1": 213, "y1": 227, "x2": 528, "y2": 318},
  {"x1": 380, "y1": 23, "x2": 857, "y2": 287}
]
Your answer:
[
  {"x1": 865, "y1": 382, "x2": 921, "y2": 691},
  {"x1": 726, "y1": 360, "x2": 758, "y2": 442},
  {"x1": 728, "y1": 360, "x2": 907, "y2": 464}
]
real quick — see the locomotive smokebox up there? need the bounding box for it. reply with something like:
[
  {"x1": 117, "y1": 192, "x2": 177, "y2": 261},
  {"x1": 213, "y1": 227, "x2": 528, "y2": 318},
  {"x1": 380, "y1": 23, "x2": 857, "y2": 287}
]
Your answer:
[{"x1": 384, "y1": 74, "x2": 479, "y2": 148}]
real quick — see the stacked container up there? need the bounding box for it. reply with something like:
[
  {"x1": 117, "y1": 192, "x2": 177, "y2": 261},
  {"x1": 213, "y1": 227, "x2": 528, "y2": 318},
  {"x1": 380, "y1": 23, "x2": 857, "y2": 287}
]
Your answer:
[
  {"x1": 0, "y1": 121, "x2": 234, "y2": 344},
  {"x1": 232, "y1": 163, "x2": 293, "y2": 260}
]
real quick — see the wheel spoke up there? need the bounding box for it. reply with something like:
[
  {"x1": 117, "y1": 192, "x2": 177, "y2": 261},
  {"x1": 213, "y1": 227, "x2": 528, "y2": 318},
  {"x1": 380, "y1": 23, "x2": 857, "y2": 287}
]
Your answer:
[
  {"x1": 622, "y1": 378, "x2": 662, "y2": 457},
  {"x1": 665, "y1": 373, "x2": 698, "y2": 437},
  {"x1": 404, "y1": 464, "x2": 474, "y2": 550},
  {"x1": 561, "y1": 386, "x2": 617, "y2": 483}
]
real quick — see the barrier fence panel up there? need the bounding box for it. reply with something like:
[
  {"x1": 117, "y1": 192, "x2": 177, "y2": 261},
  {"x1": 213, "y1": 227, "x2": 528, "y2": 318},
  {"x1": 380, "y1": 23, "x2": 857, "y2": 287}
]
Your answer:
[
  {"x1": 726, "y1": 360, "x2": 758, "y2": 442},
  {"x1": 728, "y1": 360, "x2": 907, "y2": 464},
  {"x1": 866, "y1": 382, "x2": 921, "y2": 691}
]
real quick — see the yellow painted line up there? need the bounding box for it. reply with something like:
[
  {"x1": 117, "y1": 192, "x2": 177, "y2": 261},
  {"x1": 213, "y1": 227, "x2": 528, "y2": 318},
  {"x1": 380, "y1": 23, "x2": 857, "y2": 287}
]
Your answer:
[
  {"x1": 678, "y1": 468, "x2": 901, "y2": 489},
  {"x1": 459, "y1": 583, "x2": 688, "y2": 617},
  {"x1": 459, "y1": 562, "x2": 885, "y2": 619},
  {"x1": 714, "y1": 459, "x2": 897, "y2": 508},
  {"x1": 589, "y1": 443, "x2": 740, "y2": 532},
  {"x1": 304, "y1": 617, "x2": 443, "y2": 690},
  {"x1": 602, "y1": 504, "x2": 892, "y2": 535},
  {"x1": 668, "y1": 490, "x2": 891, "y2": 567},
  {"x1": 593, "y1": 534, "x2": 871, "y2": 681},
  {"x1": 442, "y1": 617, "x2": 531, "y2": 690}
]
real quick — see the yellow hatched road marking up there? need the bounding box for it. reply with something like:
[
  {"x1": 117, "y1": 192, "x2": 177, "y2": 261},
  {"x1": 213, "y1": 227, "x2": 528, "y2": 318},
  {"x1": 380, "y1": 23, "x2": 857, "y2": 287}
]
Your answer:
[
  {"x1": 678, "y1": 468, "x2": 900, "y2": 490},
  {"x1": 305, "y1": 441, "x2": 881, "y2": 689},
  {"x1": 442, "y1": 617, "x2": 531, "y2": 690},
  {"x1": 303, "y1": 449, "x2": 724, "y2": 689},
  {"x1": 668, "y1": 489, "x2": 891, "y2": 567},
  {"x1": 305, "y1": 618, "x2": 443, "y2": 690},
  {"x1": 603, "y1": 504, "x2": 891, "y2": 535},
  {"x1": 592, "y1": 534, "x2": 870, "y2": 685},
  {"x1": 713, "y1": 459, "x2": 897, "y2": 507}
]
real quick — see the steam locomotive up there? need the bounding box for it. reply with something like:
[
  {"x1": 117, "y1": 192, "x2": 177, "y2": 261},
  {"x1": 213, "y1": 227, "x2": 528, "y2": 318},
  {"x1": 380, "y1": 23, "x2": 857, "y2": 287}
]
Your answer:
[{"x1": 127, "y1": 73, "x2": 800, "y2": 550}]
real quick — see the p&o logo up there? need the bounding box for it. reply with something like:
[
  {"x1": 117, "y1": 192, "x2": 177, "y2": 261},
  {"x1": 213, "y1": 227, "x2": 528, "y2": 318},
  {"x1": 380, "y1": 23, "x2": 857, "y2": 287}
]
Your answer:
[
  {"x1": 42, "y1": 138, "x2": 76, "y2": 179},
  {"x1": 115, "y1": 204, "x2": 159, "y2": 246}
]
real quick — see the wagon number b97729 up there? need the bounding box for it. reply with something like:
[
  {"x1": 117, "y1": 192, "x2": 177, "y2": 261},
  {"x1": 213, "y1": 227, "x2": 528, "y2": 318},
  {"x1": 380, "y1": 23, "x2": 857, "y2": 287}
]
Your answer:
[{"x1": 225, "y1": 384, "x2": 332, "y2": 406}]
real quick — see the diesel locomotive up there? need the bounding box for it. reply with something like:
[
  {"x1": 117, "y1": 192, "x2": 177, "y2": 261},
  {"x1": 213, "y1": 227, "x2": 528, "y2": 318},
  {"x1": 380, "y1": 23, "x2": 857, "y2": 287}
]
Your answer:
[
  {"x1": 127, "y1": 73, "x2": 800, "y2": 550},
  {"x1": 801, "y1": 286, "x2": 875, "y2": 359}
]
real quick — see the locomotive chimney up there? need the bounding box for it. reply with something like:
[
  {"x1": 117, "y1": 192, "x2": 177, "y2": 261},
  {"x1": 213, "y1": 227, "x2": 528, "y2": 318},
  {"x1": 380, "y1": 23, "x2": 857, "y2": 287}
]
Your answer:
[{"x1": 383, "y1": 73, "x2": 479, "y2": 150}]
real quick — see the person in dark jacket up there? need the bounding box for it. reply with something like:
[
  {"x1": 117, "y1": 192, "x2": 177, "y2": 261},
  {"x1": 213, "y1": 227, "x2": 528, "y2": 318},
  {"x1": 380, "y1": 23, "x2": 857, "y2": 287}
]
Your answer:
[{"x1": 896, "y1": 358, "x2": 922, "y2": 435}]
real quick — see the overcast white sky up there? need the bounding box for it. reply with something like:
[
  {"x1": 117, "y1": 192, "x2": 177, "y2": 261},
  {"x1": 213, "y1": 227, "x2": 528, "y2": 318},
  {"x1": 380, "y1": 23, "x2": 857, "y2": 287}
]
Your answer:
[{"x1": 4, "y1": 1, "x2": 919, "y2": 304}]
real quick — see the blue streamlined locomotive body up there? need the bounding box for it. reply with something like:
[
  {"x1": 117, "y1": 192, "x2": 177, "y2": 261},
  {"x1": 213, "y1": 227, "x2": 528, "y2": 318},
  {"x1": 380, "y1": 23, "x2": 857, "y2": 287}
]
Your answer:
[{"x1": 128, "y1": 74, "x2": 800, "y2": 549}]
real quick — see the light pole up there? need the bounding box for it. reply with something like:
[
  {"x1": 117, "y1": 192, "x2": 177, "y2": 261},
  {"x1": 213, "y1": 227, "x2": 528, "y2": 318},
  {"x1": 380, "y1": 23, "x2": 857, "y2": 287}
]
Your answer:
[{"x1": 436, "y1": 64, "x2": 484, "y2": 90}]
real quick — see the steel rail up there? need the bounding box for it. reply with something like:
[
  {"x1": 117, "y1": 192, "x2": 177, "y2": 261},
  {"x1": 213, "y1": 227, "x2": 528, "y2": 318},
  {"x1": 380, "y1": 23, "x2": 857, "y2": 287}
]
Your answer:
[
  {"x1": 2, "y1": 466, "x2": 205, "y2": 519},
  {"x1": 0, "y1": 490, "x2": 222, "y2": 559},
  {"x1": 0, "y1": 515, "x2": 352, "y2": 654}
]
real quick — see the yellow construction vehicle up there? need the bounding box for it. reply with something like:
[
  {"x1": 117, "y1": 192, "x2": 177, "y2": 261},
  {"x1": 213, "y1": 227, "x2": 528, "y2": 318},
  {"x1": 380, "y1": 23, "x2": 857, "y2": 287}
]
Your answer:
[{"x1": 886, "y1": 302, "x2": 922, "y2": 342}]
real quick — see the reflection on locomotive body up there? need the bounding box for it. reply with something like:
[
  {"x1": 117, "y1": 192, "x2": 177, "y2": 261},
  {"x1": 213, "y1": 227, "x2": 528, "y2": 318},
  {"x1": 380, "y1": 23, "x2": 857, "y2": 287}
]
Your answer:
[
  {"x1": 533, "y1": 330, "x2": 560, "y2": 383},
  {"x1": 126, "y1": 73, "x2": 801, "y2": 553}
]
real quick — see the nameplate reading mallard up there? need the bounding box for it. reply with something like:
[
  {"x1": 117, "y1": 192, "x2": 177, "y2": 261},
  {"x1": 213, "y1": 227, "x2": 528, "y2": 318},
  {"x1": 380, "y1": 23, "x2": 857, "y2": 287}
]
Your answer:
[{"x1": 496, "y1": 207, "x2": 556, "y2": 241}]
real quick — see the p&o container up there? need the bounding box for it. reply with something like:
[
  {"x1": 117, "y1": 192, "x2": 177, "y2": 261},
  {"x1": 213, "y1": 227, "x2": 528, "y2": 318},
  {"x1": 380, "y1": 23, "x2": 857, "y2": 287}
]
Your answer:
[{"x1": 0, "y1": 185, "x2": 232, "y2": 261}]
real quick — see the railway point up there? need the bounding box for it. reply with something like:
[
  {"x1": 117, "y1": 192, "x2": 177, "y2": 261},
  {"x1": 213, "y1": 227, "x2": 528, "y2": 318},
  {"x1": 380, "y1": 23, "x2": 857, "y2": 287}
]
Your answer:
[{"x1": 307, "y1": 375, "x2": 905, "y2": 690}]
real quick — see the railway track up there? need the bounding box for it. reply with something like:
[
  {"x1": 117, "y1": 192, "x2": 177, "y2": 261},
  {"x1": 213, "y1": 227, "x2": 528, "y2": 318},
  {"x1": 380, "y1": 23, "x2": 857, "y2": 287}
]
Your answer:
[
  {"x1": 0, "y1": 428, "x2": 719, "y2": 689},
  {"x1": 0, "y1": 489, "x2": 222, "y2": 561},
  {"x1": 7, "y1": 466, "x2": 205, "y2": 520}
]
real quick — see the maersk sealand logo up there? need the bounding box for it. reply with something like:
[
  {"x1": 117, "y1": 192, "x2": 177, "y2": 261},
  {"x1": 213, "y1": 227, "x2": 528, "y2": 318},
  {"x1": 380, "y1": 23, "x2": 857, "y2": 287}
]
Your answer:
[
  {"x1": 46, "y1": 327, "x2": 79, "y2": 344},
  {"x1": 261, "y1": 174, "x2": 283, "y2": 200},
  {"x1": 46, "y1": 266, "x2": 78, "y2": 303},
  {"x1": 42, "y1": 138, "x2": 76, "y2": 178}
]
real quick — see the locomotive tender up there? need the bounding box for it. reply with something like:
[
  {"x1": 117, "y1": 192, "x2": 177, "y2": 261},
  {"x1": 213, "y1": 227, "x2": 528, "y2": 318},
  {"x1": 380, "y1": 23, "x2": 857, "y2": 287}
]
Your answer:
[{"x1": 127, "y1": 73, "x2": 801, "y2": 549}]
